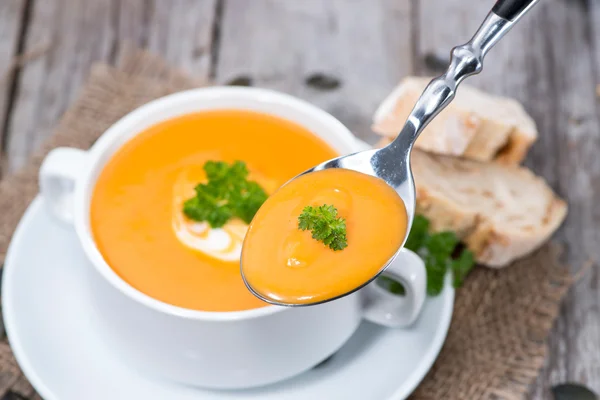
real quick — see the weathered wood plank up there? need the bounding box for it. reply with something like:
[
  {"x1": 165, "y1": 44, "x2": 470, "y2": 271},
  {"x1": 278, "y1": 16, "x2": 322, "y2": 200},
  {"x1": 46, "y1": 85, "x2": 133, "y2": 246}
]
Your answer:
[
  {"x1": 4, "y1": 0, "x2": 116, "y2": 173},
  {"x1": 530, "y1": 0, "x2": 600, "y2": 396},
  {"x1": 417, "y1": 0, "x2": 600, "y2": 398},
  {"x1": 4, "y1": 0, "x2": 218, "y2": 174},
  {"x1": 117, "y1": 0, "x2": 217, "y2": 79},
  {"x1": 0, "y1": 0, "x2": 27, "y2": 170},
  {"x1": 215, "y1": 0, "x2": 412, "y2": 144},
  {"x1": 592, "y1": 0, "x2": 600, "y2": 110}
]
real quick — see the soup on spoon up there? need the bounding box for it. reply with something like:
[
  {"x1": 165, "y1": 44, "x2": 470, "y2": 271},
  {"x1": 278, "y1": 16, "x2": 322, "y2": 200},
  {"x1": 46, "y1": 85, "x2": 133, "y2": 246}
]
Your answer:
[
  {"x1": 240, "y1": 0, "x2": 543, "y2": 306},
  {"x1": 240, "y1": 168, "x2": 408, "y2": 305}
]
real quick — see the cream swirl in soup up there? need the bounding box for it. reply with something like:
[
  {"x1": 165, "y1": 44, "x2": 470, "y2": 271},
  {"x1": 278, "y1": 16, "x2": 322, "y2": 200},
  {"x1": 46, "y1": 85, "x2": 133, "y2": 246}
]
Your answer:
[{"x1": 171, "y1": 168, "x2": 278, "y2": 262}]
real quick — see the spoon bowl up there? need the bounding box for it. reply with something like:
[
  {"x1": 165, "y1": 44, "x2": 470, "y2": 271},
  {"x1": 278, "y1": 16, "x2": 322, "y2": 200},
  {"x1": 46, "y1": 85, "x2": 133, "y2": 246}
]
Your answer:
[{"x1": 242, "y1": 0, "x2": 541, "y2": 307}]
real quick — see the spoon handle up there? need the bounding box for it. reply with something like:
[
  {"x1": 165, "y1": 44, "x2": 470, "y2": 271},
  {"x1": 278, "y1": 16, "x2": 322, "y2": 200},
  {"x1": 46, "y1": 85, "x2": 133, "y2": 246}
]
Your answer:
[
  {"x1": 493, "y1": 0, "x2": 540, "y2": 21},
  {"x1": 392, "y1": 0, "x2": 541, "y2": 151}
]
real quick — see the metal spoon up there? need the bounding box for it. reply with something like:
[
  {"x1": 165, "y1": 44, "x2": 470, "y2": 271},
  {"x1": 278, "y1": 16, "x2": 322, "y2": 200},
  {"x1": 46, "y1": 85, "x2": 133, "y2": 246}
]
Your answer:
[{"x1": 242, "y1": 0, "x2": 541, "y2": 306}]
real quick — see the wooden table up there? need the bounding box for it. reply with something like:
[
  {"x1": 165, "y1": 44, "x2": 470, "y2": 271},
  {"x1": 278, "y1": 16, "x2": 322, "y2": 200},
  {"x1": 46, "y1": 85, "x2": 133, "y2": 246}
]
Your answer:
[{"x1": 0, "y1": 1, "x2": 598, "y2": 399}]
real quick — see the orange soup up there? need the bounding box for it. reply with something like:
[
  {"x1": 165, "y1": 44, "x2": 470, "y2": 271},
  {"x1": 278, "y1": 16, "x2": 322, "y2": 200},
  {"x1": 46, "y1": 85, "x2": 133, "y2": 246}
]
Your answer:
[
  {"x1": 241, "y1": 169, "x2": 408, "y2": 305},
  {"x1": 91, "y1": 110, "x2": 338, "y2": 312}
]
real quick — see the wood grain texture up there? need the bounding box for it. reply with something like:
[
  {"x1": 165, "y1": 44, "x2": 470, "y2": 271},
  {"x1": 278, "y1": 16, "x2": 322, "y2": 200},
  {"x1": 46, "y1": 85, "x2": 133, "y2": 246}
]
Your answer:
[
  {"x1": 417, "y1": 0, "x2": 600, "y2": 398},
  {"x1": 215, "y1": 0, "x2": 412, "y2": 144},
  {"x1": 116, "y1": 0, "x2": 217, "y2": 79},
  {"x1": 4, "y1": 0, "x2": 117, "y2": 173},
  {"x1": 4, "y1": 0, "x2": 218, "y2": 173},
  {"x1": 0, "y1": 0, "x2": 27, "y2": 168},
  {"x1": 530, "y1": 0, "x2": 600, "y2": 396}
]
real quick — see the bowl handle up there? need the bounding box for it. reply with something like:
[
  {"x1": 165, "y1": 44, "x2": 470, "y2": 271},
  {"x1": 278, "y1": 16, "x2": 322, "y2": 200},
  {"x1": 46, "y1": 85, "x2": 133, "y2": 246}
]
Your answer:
[
  {"x1": 39, "y1": 147, "x2": 88, "y2": 224},
  {"x1": 361, "y1": 248, "x2": 427, "y2": 327}
]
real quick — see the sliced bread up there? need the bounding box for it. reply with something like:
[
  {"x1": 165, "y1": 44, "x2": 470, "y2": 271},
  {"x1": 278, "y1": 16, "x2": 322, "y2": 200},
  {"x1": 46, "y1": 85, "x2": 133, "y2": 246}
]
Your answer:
[
  {"x1": 372, "y1": 76, "x2": 538, "y2": 164},
  {"x1": 409, "y1": 149, "x2": 567, "y2": 267}
]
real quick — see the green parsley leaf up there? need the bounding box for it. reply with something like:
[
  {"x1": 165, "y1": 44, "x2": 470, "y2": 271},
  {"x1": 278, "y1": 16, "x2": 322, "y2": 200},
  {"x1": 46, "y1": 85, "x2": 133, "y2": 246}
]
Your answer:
[
  {"x1": 379, "y1": 215, "x2": 476, "y2": 297},
  {"x1": 183, "y1": 196, "x2": 232, "y2": 228},
  {"x1": 404, "y1": 215, "x2": 429, "y2": 251},
  {"x1": 427, "y1": 231, "x2": 459, "y2": 263},
  {"x1": 376, "y1": 275, "x2": 406, "y2": 295},
  {"x1": 298, "y1": 204, "x2": 348, "y2": 251},
  {"x1": 422, "y1": 250, "x2": 448, "y2": 296},
  {"x1": 451, "y1": 249, "x2": 475, "y2": 288},
  {"x1": 182, "y1": 160, "x2": 268, "y2": 228}
]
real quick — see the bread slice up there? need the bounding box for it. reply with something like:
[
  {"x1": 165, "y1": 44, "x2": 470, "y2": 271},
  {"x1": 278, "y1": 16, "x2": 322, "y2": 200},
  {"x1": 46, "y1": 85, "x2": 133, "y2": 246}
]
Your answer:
[
  {"x1": 372, "y1": 76, "x2": 538, "y2": 164},
  {"x1": 409, "y1": 149, "x2": 567, "y2": 267}
]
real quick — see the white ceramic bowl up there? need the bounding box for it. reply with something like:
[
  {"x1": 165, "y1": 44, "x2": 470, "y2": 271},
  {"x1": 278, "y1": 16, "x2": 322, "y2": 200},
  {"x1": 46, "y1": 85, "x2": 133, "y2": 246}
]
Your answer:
[{"x1": 38, "y1": 87, "x2": 426, "y2": 389}]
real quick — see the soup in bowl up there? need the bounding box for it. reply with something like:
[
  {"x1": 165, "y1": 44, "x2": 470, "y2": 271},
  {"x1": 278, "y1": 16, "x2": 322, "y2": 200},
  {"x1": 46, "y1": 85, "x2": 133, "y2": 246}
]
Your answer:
[
  {"x1": 91, "y1": 109, "x2": 339, "y2": 312},
  {"x1": 39, "y1": 87, "x2": 426, "y2": 389}
]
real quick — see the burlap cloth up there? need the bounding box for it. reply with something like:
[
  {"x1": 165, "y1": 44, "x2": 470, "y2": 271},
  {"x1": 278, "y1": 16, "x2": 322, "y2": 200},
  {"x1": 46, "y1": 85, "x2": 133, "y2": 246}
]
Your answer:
[{"x1": 0, "y1": 46, "x2": 575, "y2": 400}]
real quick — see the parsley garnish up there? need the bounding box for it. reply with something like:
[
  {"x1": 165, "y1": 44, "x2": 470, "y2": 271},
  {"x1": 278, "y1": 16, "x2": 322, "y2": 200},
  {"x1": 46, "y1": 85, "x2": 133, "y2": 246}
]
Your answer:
[
  {"x1": 298, "y1": 204, "x2": 348, "y2": 251},
  {"x1": 377, "y1": 215, "x2": 476, "y2": 296},
  {"x1": 377, "y1": 275, "x2": 406, "y2": 295},
  {"x1": 183, "y1": 161, "x2": 268, "y2": 228}
]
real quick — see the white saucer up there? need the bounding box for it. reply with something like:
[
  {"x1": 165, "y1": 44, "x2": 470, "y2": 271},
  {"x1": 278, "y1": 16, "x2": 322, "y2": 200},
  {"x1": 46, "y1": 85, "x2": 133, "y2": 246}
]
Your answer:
[{"x1": 2, "y1": 198, "x2": 454, "y2": 400}]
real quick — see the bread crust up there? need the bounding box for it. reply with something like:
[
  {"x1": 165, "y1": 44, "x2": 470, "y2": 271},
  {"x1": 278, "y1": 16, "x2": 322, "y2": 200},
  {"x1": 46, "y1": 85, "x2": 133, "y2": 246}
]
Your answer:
[
  {"x1": 409, "y1": 150, "x2": 567, "y2": 267},
  {"x1": 372, "y1": 141, "x2": 568, "y2": 267},
  {"x1": 372, "y1": 77, "x2": 538, "y2": 164}
]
